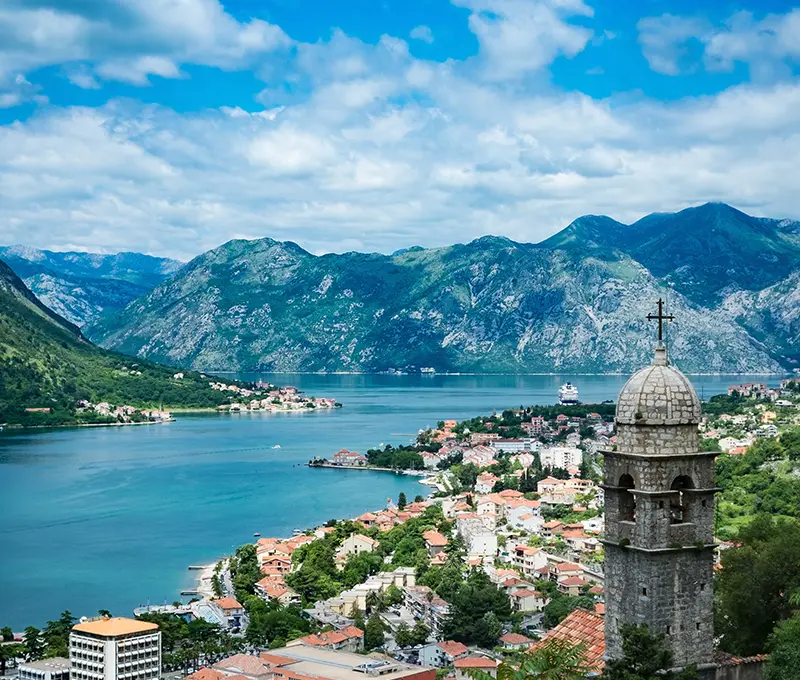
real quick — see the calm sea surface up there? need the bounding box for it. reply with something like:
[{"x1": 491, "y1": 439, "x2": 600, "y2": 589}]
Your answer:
[{"x1": 0, "y1": 373, "x2": 781, "y2": 628}]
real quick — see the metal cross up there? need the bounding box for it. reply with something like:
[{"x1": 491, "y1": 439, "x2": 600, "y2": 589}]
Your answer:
[{"x1": 647, "y1": 298, "x2": 674, "y2": 342}]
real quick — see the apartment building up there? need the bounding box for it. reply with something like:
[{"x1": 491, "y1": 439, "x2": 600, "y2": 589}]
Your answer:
[{"x1": 69, "y1": 617, "x2": 161, "y2": 680}]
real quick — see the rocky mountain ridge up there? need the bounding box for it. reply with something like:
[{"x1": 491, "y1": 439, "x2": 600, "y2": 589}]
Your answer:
[
  {"x1": 82, "y1": 203, "x2": 800, "y2": 374},
  {"x1": 0, "y1": 246, "x2": 183, "y2": 326}
]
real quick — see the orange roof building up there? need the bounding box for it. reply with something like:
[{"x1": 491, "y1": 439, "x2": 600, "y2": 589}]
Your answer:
[{"x1": 531, "y1": 609, "x2": 605, "y2": 671}]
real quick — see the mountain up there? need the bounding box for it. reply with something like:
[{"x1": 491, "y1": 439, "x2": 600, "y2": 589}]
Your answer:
[
  {"x1": 0, "y1": 246, "x2": 183, "y2": 326},
  {"x1": 0, "y1": 258, "x2": 240, "y2": 426},
  {"x1": 542, "y1": 203, "x2": 800, "y2": 304},
  {"x1": 84, "y1": 203, "x2": 799, "y2": 374}
]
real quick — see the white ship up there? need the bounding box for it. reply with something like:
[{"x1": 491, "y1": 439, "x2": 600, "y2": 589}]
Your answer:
[{"x1": 558, "y1": 382, "x2": 579, "y2": 405}]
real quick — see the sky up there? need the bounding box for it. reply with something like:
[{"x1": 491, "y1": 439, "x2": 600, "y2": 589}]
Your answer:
[{"x1": 1, "y1": 0, "x2": 799, "y2": 260}]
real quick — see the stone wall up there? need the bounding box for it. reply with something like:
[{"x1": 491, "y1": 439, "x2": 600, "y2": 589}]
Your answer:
[{"x1": 616, "y1": 423, "x2": 700, "y2": 454}]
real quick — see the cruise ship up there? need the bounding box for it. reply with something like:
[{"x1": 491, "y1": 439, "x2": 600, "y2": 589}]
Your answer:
[{"x1": 558, "y1": 382, "x2": 579, "y2": 405}]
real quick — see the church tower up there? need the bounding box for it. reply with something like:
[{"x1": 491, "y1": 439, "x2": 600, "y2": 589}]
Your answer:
[{"x1": 602, "y1": 301, "x2": 718, "y2": 668}]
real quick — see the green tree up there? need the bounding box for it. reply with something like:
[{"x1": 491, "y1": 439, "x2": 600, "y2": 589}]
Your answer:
[
  {"x1": 469, "y1": 638, "x2": 591, "y2": 680},
  {"x1": 542, "y1": 596, "x2": 594, "y2": 630},
  {"x1": 398, "y1": 492, "x2": 407, "y2": 510},
  {"x1": 364, "y1": 613, "x2": 385, "y2": 650},
  {"x1": 0, "y1": 644, "x2": 24, "y2": 676},
  {"x1": 395, "y1": 623, "x2": 414, "y2": 648},
  {"x1": 352, "y1": 608, "x2": 366, "y2": 632},
  {"x1": 1, "y1": 626, "x2": 14, "y2": 642},
  {"x1": 603, "y1": 624, "x2": 698, "y2": 680},
  {"x1": 22, "y1": 627, "x2": 44, "y2": 661},
  {"x1": 410, "y1": 621, "x2": 431, "y2": 646},
  {"x1": 715, "y1": 515, "x2": 800, "y2": 655},
  {"x1": 766, "y1": 613, "x2": 800, "y2": 680},
  {"x1": 442, "y1": 571, "x2": 512, "y2": 645}
]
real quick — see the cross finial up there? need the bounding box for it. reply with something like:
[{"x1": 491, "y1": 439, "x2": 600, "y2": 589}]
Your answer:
[{"x1": 647, "y1": 298, "x2": 674, "y2": 343}]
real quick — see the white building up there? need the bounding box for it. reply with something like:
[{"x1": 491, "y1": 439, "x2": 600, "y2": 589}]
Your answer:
[
  {"x1": 489, "y1": 438, "x2": 539, "y2": 454},
  {"x1": 18, "y1": 658, "x2": 70, "y2": 680},
  {"x1": 540, "y1": 446, "x2": 583, "y2": 469},
  {"x1": 70, "y1": 617, "x2": 161, "y2": 680}
]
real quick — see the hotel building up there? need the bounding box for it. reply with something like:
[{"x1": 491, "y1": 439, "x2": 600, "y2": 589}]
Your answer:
[{"x1": 69, "y1": 617, "x2": 161, "y2": 680}]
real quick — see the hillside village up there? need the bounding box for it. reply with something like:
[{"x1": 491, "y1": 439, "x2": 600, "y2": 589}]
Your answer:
[{"x1": 117, "y1": 376, "x2": 800, "y2": 679}]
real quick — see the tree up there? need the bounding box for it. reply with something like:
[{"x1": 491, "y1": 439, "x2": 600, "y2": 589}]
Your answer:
[
  {"x1": 364, "y1": 613, "x2": 385, "y2": 650},
  {"x1": 352, "y1": 608, "x2": 366, "y2": 633},
  {"x1": 442, "y1": 571, "x2": 512, "y2": 645},
  {"x1": 22, "y1": 627, "x2": 44, "y2": 661},
  {"x1": 414, "y1": 495, "x2": 425, "y2": 503},
  {"x1": 603, "y1": 624, "x2": 698, "y2": 680},
  {"x1": 766, "y1": 613, "x2": 800, "y2": 680},
  {"x1": 469, "y1": 639, "x2": 591, "y2": 680},
  {"x1": 395, "y1": 623, "x2": 414, "y2": 648},
  {"x1": 0, "y1": 644, "x2": 24, "y2": 676},
  {"x1": 410, "y1": 621, "x2": 430, "y2": 646},
  {"x1": 542, "y1": 596, "x2": 594, "y2": 630},
  {"x1": 398, "y1": 492, "x2": 407, "y2": 510},
  {"x1": 1, "y1": 626, "x2": 14, "y2": 642},
  {"x1": 715, "y1": 515, "x2": 800, "y2": 655},
  {"x1": 476, "y1": 611, "x2": 502, "y2": 648},
  {"x1": 42, "y1": 611, "x2": 76, "y2": 658},
  {"x1": 383, "y1": 585, "x2": 404, "y2": 607}
]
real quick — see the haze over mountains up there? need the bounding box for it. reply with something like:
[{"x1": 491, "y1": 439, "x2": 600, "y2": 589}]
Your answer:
[{"x1": 4, "y1": 203, "x2": 799, "y2": 374}]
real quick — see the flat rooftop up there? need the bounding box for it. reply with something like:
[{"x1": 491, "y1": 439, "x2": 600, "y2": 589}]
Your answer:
[
  {"x1": 19, "y1": 658, "x2": 71, "y2": 671},
  {"x1": 72, "y1": 617, "x2": 159, "y2": 637},
  {"x1": 269, "y1": 646, "x2": 432, "y2": 680}
]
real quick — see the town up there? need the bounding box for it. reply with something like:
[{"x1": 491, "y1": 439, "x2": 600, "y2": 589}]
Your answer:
[{"x1": 3, "y1": 372, "x2": 799, "y2": 680}]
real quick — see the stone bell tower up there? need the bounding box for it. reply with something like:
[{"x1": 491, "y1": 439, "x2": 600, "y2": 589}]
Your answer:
[{"x1": 602, "y1": 300, "x2": 718, "y2": 668}]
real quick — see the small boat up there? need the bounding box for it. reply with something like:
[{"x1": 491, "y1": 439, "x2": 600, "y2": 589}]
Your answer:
[
  {"x1": 253, "y1": 532, "x2": 261, "y2": 537},
  {"x1": 272, "y1": 444, "x2": 281, "y2": 449},
  {"x1": 292, "y1": 528, "x2": 303, "y2": 536}
]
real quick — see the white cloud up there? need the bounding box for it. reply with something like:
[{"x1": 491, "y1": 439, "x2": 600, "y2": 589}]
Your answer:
[
  {"x1": 0, "y1": 0, "x2": 291, "y2": 87},
  {"x1": 410, "y1": 25, "x2": 434, "y2": 43},
  {"x1": 452, "y1": 0, "x2": 594, "y2": 79},
  {"x1": 637, "y1": 14, "x2": 709, "y2": 75},
  {"x1": 0, "y1": 3, "x2": 799, "y2": 260},
  {"x1": 638, "y1": 8, "x2": 800, "y2": 78}
]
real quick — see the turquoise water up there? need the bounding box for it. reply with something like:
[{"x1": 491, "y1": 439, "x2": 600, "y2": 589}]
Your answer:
[{"x1": 0, "y1": 373, "x2": 780, "y2": 628}]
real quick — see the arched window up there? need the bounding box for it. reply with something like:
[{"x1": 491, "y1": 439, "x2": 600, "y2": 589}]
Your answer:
[
  {"x1": 670, "y1": 475, "x2": 694, "y2": 524},
  {"x1": 619, "y1": 473, "x2": 636, "y2": 522}
]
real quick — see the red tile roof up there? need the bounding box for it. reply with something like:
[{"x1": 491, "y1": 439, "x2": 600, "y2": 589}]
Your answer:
[
  {"x1": 500, "y1": 633, "x2": 534, "y2": 645},
  {"x1": 531, "y1": 609, "x2": 605, "y2": 671},
  {"x1": 423, "y1": 530, "x2": 449, "y2": 547},
  {"x1": 437, "y1": 640, "x2": 469, "y2": 657},
  {"x1": 186, "y1": 669, "x2": 225, "y2": 680},
  {"x1": 214, "y1": 597, "x2": 243, "y2": 610},
  {"x1": 213, "y1": 654, "x2": 271, "y2": 677},
  {"x1": 454, "y1": 656, "x2": 498, "y2": 669},
  {"x1": 259, "y1": 654, "x2": 297, "y2": 667}
]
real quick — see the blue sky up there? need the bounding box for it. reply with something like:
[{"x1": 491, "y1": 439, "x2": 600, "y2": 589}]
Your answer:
[{"x1": 1, "y1": 0, "x2": 799, "y2": 259}]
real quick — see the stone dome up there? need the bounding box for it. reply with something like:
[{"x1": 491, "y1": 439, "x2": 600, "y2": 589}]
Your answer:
[{"x1": 616, "y1": 345, "x2": 701, "y2": 426}]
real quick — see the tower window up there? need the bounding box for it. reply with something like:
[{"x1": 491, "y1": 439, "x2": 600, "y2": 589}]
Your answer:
[
  {"x1": 700, "y1": 583, "x2": 706, "y2": 591},
  {"x1": 666, "y1": 626, "x2": 671, "y2": 635},
  {"x1": 642, "y1": 587, "x2": 647, "y2": 596},
  {"x1": 619, "y1": 474, "x2": 636, "y2": 522},
  {"x1": 696, "y1": 623, "x2": 701, "y2": 631},
  {"x1": 670, "y1": 475, "x2": 694, "y2": 523}
]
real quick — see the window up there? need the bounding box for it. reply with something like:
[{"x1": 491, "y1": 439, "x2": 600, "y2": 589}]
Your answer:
[
  {"x1": 619, "y1": 474, "x2": 636, "y2": 521},
  {"x1": 641, "y1": 587, "x2": 647, "y2": 596},
  {"x1": 670, "y1": 475, "x2": 694, "y2": 523}
]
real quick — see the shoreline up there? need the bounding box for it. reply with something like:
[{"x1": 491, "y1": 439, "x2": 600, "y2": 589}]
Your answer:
[
  {"x1": 206, "y1": 370, "x2": 793, "y2": 377},
  {"x1": 2, "y1": 418, "x2": 175, "y2": 431},
  {"x1": 307, "y1": 462, "x2": 430, "y2": 477}
]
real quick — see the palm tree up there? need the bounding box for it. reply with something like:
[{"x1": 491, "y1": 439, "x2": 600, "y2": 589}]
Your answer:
[{"x1": 469, "y1": 639, "x2": 591, "y2": 680}]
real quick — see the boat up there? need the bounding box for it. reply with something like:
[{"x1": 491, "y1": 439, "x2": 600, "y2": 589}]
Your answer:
[
  {"x1": 558, "y1": 382, "x2": 580, "y2": 405},
  {"x1": 292, "y1": 528, "x2": 303, "y2": 536},
  {"x1": 272, "y1": 444, "x2": 281, "y2": 449},
  {"x1": 253, "y1": 532, "x2": 261, "y2": 537}
]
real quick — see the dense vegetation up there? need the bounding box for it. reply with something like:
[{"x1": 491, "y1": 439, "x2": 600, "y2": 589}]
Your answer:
[
  {"x1": 715, "y1": 431, "x2": 800, "y2": 539},
  {"x1": 0, "y1": 260, "x2": 246, "y2": 426}
]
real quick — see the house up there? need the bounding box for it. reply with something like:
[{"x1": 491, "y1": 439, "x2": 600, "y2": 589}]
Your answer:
[
  {"x1": 530, "y1": 609, "x2": 605, "y2": 673},
  {"x1": 418, "y1": 640, "x2": 469, "y2": 668},
  {"x1": 260, "y1": 555, "x2": 293, "y2": 573},
  {"x1": 423, "y1": 530, "x2": 449, "y2": 556},
  {"x1": 475, "y1": 472, "x2": 499, "y2": 494},
  {"x1": 332, "y1": 449, "x2": 368, "y2": 467},
  {"x1": 499, "y1": 633, "x2": 535, "y2": 651},
  {"x1": 255, "y1": 578, "x2": 300, "y2": 606},
  {"x1": 511, "y1": 545, "x2": 547, "y2": 578},
  {"x1": 756, "y1": 424, "x2": 779, "y2": 438},
  {"x1": 510, "y1": 588, "x2": 549, "y2": 613},
  {"x1": 404, "y1": 586, "x2": 450, "y2": 635},
  {"x1": 454, "y1": 657, "x2": 497, "y2": 680},
  {"x1": 550, "y1": 562, "x2": 583, "y2": 582},
  {"x1": 288, "y1": 626, "x2": 364, "y2": 653},
  {"x1": 541, "y1": 520, "x2": 564, "y2": 538},
  {"x1": 557, "y1": 576, "x2": 589, "y2": 596},
  {"x1": 213, "y1": 654, "x2": 273, "y2": 680},
  {"x1": 340, "y1": 533, "x2": 379, "y2": 556},
  {"x1": 212, "y1": 597, "x2": 245, "y2": 629}
]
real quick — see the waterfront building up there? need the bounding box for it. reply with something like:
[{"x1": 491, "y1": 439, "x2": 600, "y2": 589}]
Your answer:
[
  {"x1": 18, "y1": 658, "x2": 70, "y2": 680},
  {"x1": 69, "y1": 617, "x2": 161, "y2": 680}
]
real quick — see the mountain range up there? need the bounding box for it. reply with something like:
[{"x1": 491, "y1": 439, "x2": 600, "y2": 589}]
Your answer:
[
  {"x1": 4, "y1": 203, "x2": 799, "y2": 375},
  {"x1": 0, "y1": 246, "x2": 182, "y2": 326}
]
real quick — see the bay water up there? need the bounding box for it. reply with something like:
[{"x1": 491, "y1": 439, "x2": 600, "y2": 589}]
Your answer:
[{"x1": 0, "y1": 373, "x2": 777, "y2": 628}]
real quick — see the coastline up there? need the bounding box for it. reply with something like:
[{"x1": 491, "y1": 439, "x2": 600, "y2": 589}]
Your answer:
[
  {"x1": 307, "y1": 462, "x2": 430, "y2": 477},
  {"x1": 2, "y1": 418, "x2": 175, "y2": 431}
]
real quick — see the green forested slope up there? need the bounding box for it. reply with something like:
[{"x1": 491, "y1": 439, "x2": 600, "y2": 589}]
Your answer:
[{"x1": 0, "y1": 259, "x2": 234, "y2": 426}]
